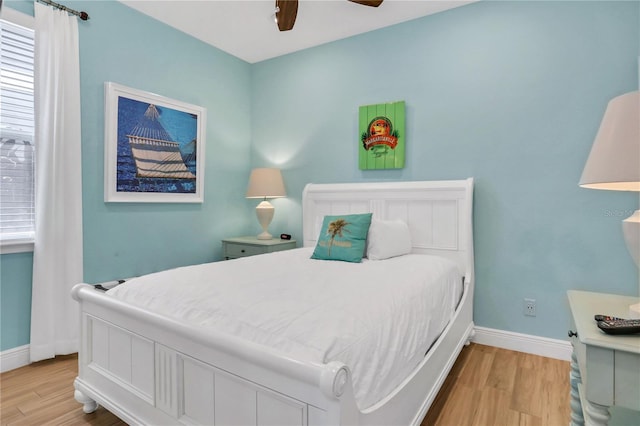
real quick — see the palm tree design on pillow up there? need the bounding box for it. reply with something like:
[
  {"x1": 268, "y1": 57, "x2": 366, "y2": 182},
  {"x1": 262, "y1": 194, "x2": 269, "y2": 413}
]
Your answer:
[{"x1": 326, "y1": 218, "x2": 350, "y2": 255}]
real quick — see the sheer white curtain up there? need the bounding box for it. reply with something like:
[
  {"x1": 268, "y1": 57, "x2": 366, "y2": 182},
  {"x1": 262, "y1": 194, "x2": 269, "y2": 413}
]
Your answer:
[{"x1": 30, "y1": 2, "x2": 83, "y2": 362}]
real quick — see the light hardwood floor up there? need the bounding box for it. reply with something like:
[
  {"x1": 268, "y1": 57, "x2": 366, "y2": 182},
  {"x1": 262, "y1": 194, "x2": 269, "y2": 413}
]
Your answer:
[
  {"x1": 422, "y1": 343, "x2": 570, "y2": 425},
  {"x1": 0, "y1": 343, "x2": 570, "y2": 425}
]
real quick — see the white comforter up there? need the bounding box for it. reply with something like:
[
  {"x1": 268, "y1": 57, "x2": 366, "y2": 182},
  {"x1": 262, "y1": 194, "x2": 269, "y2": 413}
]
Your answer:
[{"x1": 107, "y1": 247, "x2": 462, "y2": 410}]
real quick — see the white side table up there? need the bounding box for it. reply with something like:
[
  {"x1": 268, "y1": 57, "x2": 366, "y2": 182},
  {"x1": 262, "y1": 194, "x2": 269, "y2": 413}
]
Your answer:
[{"x1": 567, "y1": 290, "x2": 640, "y2": 426}]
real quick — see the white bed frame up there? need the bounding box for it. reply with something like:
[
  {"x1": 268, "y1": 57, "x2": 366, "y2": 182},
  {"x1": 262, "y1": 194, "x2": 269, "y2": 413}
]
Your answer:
[{"x1": 72, "y1": 178, "x2": 475, "y2": 425}]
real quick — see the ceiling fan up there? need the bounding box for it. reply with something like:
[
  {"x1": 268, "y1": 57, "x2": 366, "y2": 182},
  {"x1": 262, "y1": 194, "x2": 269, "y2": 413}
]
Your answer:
[{"x1": 275, "y1": 0, "x2": 384, "y2": 32}]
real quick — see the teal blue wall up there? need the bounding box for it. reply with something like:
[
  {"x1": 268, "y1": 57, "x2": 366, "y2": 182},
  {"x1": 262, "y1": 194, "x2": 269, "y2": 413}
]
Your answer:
[
  {"x1": 0, "y1": 0, "x2": 253, "y2": 351},
  {"x1": 0, "y1": 252, "x2": 33, "y2": 350},
  {"x1": 75, "y1": 0, "x2": 252, "y2": 281},
  {"x1": 1, "y1": 0, "x2": 638, "y2": 351},
  {"x1": 251, "y1": 1, "x2": 640, "y2": 340}
]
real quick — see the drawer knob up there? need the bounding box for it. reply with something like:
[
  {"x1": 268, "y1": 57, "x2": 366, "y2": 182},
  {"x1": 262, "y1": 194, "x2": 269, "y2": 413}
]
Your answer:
[
  {"x1": 568, "y1": 330, "x2": 578, "y2": 338},
  {"x1": 241, "y1": 249, "x2": 245, "y2": 253}
]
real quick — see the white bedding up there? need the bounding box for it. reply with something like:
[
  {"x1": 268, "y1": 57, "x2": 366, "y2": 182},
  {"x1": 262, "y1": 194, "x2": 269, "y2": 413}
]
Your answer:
[{"x1": 107, "y1": 247, "x2": 462, "y2": 410}]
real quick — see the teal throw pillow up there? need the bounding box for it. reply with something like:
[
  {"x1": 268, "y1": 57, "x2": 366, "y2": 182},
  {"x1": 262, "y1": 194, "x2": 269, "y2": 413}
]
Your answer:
[{"x1": 311, "y1": 213, "x2": 372, "y2": 263}]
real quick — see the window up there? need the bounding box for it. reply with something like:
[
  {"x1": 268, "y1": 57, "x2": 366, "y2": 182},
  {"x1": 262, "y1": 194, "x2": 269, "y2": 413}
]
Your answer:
[{"x1": 0, "y1": 10, "x2": 35, "y2": 254}]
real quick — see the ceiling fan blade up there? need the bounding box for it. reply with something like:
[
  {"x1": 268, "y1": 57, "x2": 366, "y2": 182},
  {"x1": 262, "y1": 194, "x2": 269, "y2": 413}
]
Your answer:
[
  {"x1": 348, "y1": 0, "x2": 384, "y2": 7},
  {"x1": 275, "y1": 0, "x2": 298, "y2": 31}
]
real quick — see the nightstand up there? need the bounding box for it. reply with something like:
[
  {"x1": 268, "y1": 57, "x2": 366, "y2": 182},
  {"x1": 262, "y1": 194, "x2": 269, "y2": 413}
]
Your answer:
[
  {"x1": 567, "y1": 290, "x2": 640, "y2": 426},
  {"x1": 222, "y1": 236, "x2": 297, "y2": 260}
]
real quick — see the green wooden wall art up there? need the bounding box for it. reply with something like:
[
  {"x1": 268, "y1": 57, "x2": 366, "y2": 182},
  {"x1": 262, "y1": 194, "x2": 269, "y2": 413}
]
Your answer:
[{"x1": 358, "y1": 100, "x2": 405, "y2": 170}]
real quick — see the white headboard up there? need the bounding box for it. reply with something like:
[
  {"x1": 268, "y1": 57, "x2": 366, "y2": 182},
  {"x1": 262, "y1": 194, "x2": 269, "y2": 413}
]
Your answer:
[{"x1": 302, "y1": 178, "x2": 475, "y2": 285}]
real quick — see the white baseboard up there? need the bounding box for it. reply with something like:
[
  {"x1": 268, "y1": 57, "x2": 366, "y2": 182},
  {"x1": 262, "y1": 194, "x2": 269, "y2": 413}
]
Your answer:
[
  {"x1": 472, "y1": 326, "x2": 572, "y2": 361},
  {"x1": 0, "y1": 328, "x2": 571, "y2": 374},
  {"x1": 0, "y1": 344, "x2": 30, "y2": 373}
]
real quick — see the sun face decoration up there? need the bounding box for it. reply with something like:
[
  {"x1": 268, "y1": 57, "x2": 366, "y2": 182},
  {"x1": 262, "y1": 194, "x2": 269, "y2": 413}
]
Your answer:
[
  {"x1": 369, "y1": 118, "x2": 391, "y2": 137},
  {"x1": 361, "y1": 116, "x2": 399, "y2": 157}
]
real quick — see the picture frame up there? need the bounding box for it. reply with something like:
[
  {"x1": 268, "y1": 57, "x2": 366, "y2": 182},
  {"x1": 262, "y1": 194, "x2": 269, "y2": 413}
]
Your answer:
[
  {"x1": 358, "y1": 100, "x2": 405, "y2": 170},
  {"x1": 104, "y1": 82, "x2": 206, "y2": 203}
]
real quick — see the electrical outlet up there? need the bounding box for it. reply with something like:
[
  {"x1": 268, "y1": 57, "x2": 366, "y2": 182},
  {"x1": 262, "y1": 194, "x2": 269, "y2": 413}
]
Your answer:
[{"x1": 524, "y1": 298, "x2": 536, "y2": 316}]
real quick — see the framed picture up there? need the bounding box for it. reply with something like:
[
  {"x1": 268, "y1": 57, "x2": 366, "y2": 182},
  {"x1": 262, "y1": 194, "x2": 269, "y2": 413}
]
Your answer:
[
  {"x1": 358, "y1": 100, "x2": 405, "y2": 170},
  {"x1": 104, "y1": 82, "x2": 206, "y2": 203}
]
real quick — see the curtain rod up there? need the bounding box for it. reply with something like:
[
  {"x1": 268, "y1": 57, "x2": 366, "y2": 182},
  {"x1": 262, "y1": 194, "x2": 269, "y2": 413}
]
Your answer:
[{"x1": 36, "y1": 0, "x2": 90, "y2": 21}]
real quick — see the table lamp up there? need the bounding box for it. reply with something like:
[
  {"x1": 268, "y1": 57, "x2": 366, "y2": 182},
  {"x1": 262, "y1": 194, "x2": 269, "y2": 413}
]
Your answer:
[
  {"x1": 246, "y1": 168, "x2": 286, "y2": 240},
  {"x1": 579, "y1": 91, "x2": 640, "y2": 317}
]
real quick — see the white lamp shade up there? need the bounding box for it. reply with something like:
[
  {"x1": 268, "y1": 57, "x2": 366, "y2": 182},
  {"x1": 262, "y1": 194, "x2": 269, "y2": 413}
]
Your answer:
[
  {"x1": 579, "y1": 91, "x2": 640, "y2": 317},
  {"x1": 579, "y1": 91, "x2": 640, "y2": 191},
  {"x1": 246, "y1": 168, "x2": 286, "y2": 199}
]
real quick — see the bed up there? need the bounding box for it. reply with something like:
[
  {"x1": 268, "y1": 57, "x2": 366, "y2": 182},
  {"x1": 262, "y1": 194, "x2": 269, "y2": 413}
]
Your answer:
[{"x1": 72, "y1": 178, "x2": 475, "y2": 425}]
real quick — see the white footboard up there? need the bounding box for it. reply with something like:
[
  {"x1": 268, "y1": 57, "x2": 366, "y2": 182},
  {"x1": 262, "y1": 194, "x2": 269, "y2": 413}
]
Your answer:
[
  {"x1": 72, "y1": 283, "x2": 355, "y2": 425},
  {"x1": 72, "y1": 278, "x2": 473, "y2": 426}
]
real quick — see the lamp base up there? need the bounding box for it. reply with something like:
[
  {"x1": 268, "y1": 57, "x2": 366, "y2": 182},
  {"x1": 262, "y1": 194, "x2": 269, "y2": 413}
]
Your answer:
[
  {"x1": 622, "y1": 210, "x2": 640, "y2": 318},
  {"x1": 255, "y1": 200, "x2": 275, "y2": 241},
  {"x1": 622, "y1": 210, "x2": 640, "y2": 267},
  {"x1": 257, "y1": 231, "x2": 273, "y2": 240}
]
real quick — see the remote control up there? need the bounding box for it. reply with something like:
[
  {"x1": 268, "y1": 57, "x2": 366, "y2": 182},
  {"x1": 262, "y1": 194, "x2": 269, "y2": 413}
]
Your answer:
[
  {"x1": 94, "y1": 279, "x2": 127, "y2": 292},
  {"x1": 594, "y1": 314, "x2": 625, "y2": 322},
  {"x1": 597, "y1": 319, "x2": 640, "y2": 335}
]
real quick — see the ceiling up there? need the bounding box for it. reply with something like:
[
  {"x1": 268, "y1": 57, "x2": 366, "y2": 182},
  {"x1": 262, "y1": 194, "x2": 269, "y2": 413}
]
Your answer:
[{"x1": 118, "y1": 0, "x2": 476, "y2": 64}]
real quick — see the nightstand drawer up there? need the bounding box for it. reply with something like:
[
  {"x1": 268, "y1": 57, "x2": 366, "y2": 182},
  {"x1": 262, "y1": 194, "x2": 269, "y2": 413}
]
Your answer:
[
  {"x1": 222, "y1": 237, "x2": 297, "y2": 260},
  {"x1": 225, "y1": 243, "x2": 266, "y2": 258}
]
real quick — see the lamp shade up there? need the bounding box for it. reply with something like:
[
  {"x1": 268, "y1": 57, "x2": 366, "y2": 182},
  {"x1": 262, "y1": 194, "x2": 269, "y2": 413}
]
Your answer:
[
  {"x1": 245, "y1": 168, "x2": 286, "y2": 199},
  {"x1": 579, "y1": 91, "x2": 640, "y2": 191},
  {"x1": 579, "y1": 91, "x2": 640, "y2": 317}
]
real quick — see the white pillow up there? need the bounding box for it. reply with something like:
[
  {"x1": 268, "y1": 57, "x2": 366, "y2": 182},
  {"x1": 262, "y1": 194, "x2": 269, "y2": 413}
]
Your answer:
[{"x1": 366, "y1": 219, "x2": 412, "y2": 260}]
